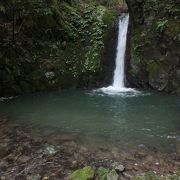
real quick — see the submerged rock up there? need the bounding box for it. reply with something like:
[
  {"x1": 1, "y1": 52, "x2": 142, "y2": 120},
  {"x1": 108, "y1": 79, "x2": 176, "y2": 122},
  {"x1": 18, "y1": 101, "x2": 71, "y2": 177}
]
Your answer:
[
  {"x1": 176, "y1": 139, "x2": 180, "y2": 154},
  {"x1": 134, "y1": 171, "x2": 159, "y2": 180},
  {"x1": 17, "y1": 155, "x2": 31, "y2": 163},
  {"x1": 111, "y1": 162, "x2": 125, "y2": 173},
  {"x1": 0, "y1": 143, "x2": 9, "y2": 158},
  {"x1": 107, "y1": 169, "x2": 119, "y2": 180},
  {"x1": 45, "y1": 72, "x2": 55, "y2": 80},
  {"x1": 44, "y1": 145, "x2": 58, "y2": 155},
  {"x1": 27, "y1": 174, "x2": 41, "y2": 180},
  {"x1": 0, "y1": 160, "x2": 8, "y2": 171},
  {"x1": 96, "y1": 167, "x2": 110, "y2": 180}
]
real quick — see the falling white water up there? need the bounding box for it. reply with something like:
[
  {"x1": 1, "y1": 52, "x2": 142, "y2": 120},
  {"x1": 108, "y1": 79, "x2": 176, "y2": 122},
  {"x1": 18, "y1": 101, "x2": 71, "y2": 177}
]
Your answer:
[
  {"x1": 96, "y1": 13, "x2": 137, "y2": 95},
  {"x1": 112, "y1": 14, "x2": 129, "y2": 88}
]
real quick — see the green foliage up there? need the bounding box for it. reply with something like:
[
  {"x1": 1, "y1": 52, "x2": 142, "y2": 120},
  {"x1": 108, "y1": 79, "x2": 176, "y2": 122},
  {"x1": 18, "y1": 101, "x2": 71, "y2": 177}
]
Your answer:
[
  {"x1": 89, "y1": 0, "x2": 126, "y2": 7},
  {"x1": 156, "y1": 19, "x2": 168, "y2": 32},
  {"x1": 128, "y1": 0, "x2": 180, "y2": 93},
  {"x1": 0, "y1": 0, "x2": 116, "y2": 95},
  {"x1": 96, "y1": 167, "x2": 110, "y2": 180},
  {"x1": 0, "y1": 2, "x2": 5, "y2": 13}
]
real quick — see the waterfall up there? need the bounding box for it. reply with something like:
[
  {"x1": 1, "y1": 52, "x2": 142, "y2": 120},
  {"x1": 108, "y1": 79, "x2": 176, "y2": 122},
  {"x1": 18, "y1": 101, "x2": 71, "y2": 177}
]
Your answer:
[
  {"x1": 112, "y1": 14, "x2": 129, "y2": 88},
  {"x1": 98, "y1": 13, "x2": 135, "y2": 94}
]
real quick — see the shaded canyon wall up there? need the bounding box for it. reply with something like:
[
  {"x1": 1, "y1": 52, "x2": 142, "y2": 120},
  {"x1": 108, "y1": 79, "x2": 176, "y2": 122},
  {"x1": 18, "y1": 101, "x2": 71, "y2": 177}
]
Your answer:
[{"x1": 126, "y1": 0, "x2": 180, "y2": 94}]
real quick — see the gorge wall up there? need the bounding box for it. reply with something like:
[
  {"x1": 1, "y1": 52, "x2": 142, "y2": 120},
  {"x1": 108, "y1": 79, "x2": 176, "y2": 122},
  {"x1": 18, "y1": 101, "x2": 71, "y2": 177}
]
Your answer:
[
  {"x1": 0, "y1": 0, "x2": 120, "y2": 96},
  {"x1": 126, "y1": 0, "x2": 180, "y2": 94}
]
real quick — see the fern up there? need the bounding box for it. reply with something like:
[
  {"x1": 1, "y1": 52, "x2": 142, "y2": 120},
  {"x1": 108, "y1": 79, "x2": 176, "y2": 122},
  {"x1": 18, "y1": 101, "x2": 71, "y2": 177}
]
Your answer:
[
  {"x1": 156, "y1": 19, "x2": 168, "y2": 32},
  {"x1": 0, "y1": 2, "x2": 5, "y2": 13}
]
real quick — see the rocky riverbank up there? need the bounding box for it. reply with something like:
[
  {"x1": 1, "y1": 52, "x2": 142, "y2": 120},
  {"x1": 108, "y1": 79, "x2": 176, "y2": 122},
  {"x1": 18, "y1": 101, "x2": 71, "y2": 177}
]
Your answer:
[{"x1": 0, "y1": 117, "x2": 179, "y2": 180}]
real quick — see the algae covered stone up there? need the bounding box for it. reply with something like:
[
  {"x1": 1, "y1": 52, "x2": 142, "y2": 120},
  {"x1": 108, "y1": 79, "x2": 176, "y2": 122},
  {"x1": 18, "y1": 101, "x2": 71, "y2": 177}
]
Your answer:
[
  {"x1": 134, "y1": 171, "x2": 159, "y2": 180},
  {"x1": 96, "y1": 167, "x2": 110, "y2": 180},
  {"x1": 106, "y1": 169, "x2": 119, "y2": 180},
  {"x1": 69, "y1": 166, "x2": 94, "y2": 180}
]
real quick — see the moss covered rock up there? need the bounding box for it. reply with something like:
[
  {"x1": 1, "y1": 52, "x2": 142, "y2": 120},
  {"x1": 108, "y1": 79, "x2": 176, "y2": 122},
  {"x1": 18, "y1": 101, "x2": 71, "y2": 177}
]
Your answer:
[
  {"x1": 0, "y1": 0, "x2": 119, "y2": 96},
  {"x1": 96, "y1": 167, "x2": 110, "y2": 180},
  {"x1": 69, "y1": 166, "x2": 94, "y2": 180},
  {"x1": 126, "y1": 0, "x2": 180, "y2": 94}
]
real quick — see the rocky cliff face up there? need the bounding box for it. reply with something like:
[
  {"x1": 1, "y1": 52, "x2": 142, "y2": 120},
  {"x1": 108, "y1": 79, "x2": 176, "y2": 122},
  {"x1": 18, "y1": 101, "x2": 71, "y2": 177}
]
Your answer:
[
  {"x1": 0, "y1": 1, "x2": 118, "y2": 96},
  {"x1": 126, "y1": 0, "x2": 180, "y2": 94}
]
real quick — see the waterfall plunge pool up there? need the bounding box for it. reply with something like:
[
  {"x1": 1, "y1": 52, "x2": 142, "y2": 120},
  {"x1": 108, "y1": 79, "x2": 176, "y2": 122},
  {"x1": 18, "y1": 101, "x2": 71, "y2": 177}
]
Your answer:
[{"x1": 0, "y1": 90, "x2": 179, "y2": 153}]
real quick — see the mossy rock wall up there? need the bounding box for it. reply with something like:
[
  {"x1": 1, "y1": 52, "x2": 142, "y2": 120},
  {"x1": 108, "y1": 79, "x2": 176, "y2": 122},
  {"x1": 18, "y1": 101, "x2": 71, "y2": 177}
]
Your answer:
[
  {"x1": 126, "y1": 0, "x2": 180, "y2": 94},
  {"x1": 0, "y1": 0, "x2": 121, "y2": 96}
]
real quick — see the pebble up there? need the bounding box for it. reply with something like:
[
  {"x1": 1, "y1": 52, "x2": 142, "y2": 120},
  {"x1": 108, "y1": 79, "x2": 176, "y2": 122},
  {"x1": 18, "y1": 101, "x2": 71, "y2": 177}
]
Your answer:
[
  {"x1": 18, "y1": 156, "x2": 31, "y2": 163},
  {"x1": 111, "y1": 162, "x2": 125, "y2": 172},
  {"x1": 123, "y1": 172, "x2": 133, "y2": 179},
  {"x1": 44, "y1": 145, "x2": 57, "y2": 155},
  {"x1": 0, "y1": 143, "x2": 9, "y2": 158}
]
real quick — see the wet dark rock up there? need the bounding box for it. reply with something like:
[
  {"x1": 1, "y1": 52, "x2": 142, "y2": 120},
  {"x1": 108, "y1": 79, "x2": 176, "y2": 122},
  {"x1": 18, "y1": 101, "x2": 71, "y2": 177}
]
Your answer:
[
  {"x1": 0, "y1": 160, "x2": 8, "y2": 171},
  {"x1": 96, "y1": 151, "x2": 113, "y2": 160},
  {"x1": 0, "y1": 176, "x2": 6, "y2": 180},
  {"x1": 122, "y1": 172, "x2": 133, "y2": 179},
  {"x1": 71, "y1": 160, "x2": 78, "y2": 169},
  {"x1": 126, "y1": 0, "x2": 180, "y2": 94},
  {"x1": 27, "y1": 175, "x2": 41, "y2": 180},
  {"x1": 122, "y1": 152, "x2": 135, "y2": 161},
  {"x1": 0, "y1": 143, "x2": 9, "y2": 158},
  {"x1": 0, "y1": 117, "x2": 9, "y2": 124},
  {"x1": 144, "y1": 155, "x2": 154, "y2": 164},
  {"x1": 107, "y1": 169, "x2": 119, "y2": 180},
  {"x1": 15, "y1": 175, "x2": 27, "y2": 180},
  {"x1": 111, "y1": 147, "x2": 120, "y2": 159},
  {"x1": 44, "y1": 145, "x2": 58, "y2": 155},
  {"x1": 62, "y1": 141, "x2": 77, "y2": 149},
  {"x1": 135, "y1": 151, "x2": 147, "y2": 159},
  {"x1": 32, "y1": 137, "x2": 44, "y2": 145},
  {"x1": 5, "y1": 154, "x2": 15, "y2": 164},
  {"x1": 126, "y1": 164, "x2": 133, "y2": 171},
  {"x1": 17, "y1": 156, "x2": 31, "y2": 163},
  {"x1": 69, "y1": 166, "x2": 94, "y2": 180},
  {"x1": 55, "y1": 134, "x2": 75, "y2": 142},
  {"x1": 176, "y1": 140, "x2": 180, "y2": 154},
  {"x1": 79, "y1": 146, "x2": 89, "y2": 154}
]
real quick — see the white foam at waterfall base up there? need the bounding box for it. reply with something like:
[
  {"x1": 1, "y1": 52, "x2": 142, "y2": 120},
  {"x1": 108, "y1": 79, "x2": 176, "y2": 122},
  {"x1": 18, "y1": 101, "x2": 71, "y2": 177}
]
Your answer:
[
  {"x1": 95, "y1": 86, "x2": 140, "y2": 97},
  {"x1": 100, "y1": 86, "x2": 137, "y2": 94},
  {"x1": 97, "y1": 13, "x2": 138, "y2": 95}
]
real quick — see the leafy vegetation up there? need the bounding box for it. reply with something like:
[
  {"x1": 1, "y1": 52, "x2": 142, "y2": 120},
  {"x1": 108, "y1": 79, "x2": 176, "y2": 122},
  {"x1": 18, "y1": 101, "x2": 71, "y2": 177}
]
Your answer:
[
  {"x1": 156, "y1": 19, "x2": 168, "y2": 32},
  {"x1": 128, "y1": 0, "x2": 180, "y2": 94},
  {"x1": 0, "y1": 0, "x2": 123, "y2": 96}
]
